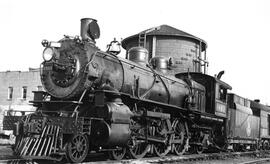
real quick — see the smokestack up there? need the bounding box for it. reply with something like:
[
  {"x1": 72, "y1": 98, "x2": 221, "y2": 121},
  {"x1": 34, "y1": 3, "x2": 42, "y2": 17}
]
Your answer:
[{"x1": 80, "y1": 18, "x2": 100, "y2": 42}]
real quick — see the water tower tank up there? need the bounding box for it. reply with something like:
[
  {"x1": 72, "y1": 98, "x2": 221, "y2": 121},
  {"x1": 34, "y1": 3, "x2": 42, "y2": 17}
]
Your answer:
[{"x1": 121, "y1": 25, "x2": 208, "y2": 74}]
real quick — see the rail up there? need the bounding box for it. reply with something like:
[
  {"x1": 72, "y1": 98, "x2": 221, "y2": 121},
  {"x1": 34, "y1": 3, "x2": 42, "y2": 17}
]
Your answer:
[
  {"x1": 239, "y1": 158, "x2": 270, "y2": 164},
  {"x1": 0, "y1": 150, "x2": 269, "y2": 163}
]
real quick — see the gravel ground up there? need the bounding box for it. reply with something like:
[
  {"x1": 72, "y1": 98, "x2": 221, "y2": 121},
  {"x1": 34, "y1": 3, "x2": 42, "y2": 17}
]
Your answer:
[
  {"x1": 182, "y1": 157, "x2": 263, "y2": 164},
  {"x1": 1, "y1": 145, "x2": 270, "y2": 164}
]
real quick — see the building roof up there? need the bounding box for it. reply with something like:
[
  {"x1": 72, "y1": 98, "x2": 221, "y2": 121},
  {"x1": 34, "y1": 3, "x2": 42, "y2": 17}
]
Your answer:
[{"x1": 121, "y1": 24, "x2": 207, "y2": 51}]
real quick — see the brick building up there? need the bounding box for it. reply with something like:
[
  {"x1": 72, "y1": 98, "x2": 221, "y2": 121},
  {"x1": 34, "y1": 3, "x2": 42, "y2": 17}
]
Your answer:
[
  {"x1": 0, "y1": 68, "x2": 42, "y2": 111},
  {"x1": 0, "y1": 68, "x2": 42, "y2": 133}
]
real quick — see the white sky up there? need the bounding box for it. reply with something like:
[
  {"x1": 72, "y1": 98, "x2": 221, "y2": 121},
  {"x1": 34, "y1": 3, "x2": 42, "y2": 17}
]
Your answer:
[{"x1": 0, "y1": 0, "x2": 270, "y2": 104}]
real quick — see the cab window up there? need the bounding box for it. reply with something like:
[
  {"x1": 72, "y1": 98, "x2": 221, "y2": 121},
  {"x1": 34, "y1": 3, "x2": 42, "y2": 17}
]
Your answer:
[{"x1": 216, "y1": 84, "x2": 227, "y2": 102}]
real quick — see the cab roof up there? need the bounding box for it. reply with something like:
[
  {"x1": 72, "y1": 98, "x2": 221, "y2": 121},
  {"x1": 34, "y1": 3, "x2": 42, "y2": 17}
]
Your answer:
[{"x1": 175, "y1": 72, "x2": 232, "y2": 90}]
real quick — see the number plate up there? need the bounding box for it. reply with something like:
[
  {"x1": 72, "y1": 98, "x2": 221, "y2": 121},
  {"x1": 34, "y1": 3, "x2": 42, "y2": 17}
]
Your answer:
[
  {"x1": 43, "y1": 66, "x2": 53, "y2": 71},
  {"x1": 43, "y1": 63, "x2": 53, "y2": 71}
]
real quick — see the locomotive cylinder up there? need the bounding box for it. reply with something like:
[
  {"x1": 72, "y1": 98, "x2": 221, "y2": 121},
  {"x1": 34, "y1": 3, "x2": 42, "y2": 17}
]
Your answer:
[{"x1": 91, "y1": 102, "x2": 132, "y2": 146}]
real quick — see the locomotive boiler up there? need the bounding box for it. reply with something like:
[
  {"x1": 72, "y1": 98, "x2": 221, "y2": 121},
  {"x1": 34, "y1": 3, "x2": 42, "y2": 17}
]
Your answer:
[
  {"x1": 11, "y1": 18, "x2": 231, "y2": 163},
  {"x1": 41, "y1": 19, "x2": 191, "y2": 106}
]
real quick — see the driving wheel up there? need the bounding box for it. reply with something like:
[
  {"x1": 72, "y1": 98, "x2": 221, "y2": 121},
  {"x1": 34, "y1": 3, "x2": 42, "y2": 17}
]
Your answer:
[
  {"x1": 109, "y1": 147, "x2": 126, "y2": 160},
  {"x1": 172, "y1": 120, "x2": 187, "y2": 155},
  {"x1": 153, "y1": 120, "x2": 171, "y2": 157},
  {"x1": 128, "y1": 125, "x2": 150, "y2": 159}
]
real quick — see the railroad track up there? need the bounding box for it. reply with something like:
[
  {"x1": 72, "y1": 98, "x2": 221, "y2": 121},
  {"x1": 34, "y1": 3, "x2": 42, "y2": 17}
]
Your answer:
[
  {"x1": 239, "y1": 158, "x2": 270, "y2": 164},
  {"x1": 1, "y1": 151, "x2": 270, "y2": 164},
  {"x1": 121, "y1": 151, "x2": 270, "y2": 164}
]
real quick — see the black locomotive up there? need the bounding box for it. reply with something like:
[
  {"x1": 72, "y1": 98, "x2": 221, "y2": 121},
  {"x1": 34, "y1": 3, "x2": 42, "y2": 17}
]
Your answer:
[{"x1": 9, "y1": 18, "x2": 269, "y2": 163}]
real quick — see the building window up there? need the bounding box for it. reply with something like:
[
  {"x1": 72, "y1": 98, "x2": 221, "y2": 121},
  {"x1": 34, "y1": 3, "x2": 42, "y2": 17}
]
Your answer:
[
  {"x1": 22, "y1": 86, "x2": 27, "y2": 99},
  {"x1": 8, "y1": 87, "x2": 13, "y2": 100},
  {"x1": 268, "y1": 115, "x2": 270, "y2": 135},
  {"x1": 37, "y1": 86, "x2": 43, "y2": 91}
]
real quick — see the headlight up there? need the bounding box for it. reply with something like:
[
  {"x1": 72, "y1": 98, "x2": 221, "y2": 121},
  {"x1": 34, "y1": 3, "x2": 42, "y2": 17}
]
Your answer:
[{"x1": 42, "y1": 47, "x2": 54, "y2": 61}]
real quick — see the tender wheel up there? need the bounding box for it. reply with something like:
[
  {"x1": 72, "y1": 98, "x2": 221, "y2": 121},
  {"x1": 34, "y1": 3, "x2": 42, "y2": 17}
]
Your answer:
[
  {"x1": 190, "y1": 131, "x2": 207, "y2": 154},
  {"x1": 66, "y1": 134, "x2": 89, "y2": 163},
  {"x1": 195, "y1": 145, "x2": 204, "y2": 154},
  {"x1": 232, "y1": 144, "x2": 240, "y2": 152},
  {"x1": 263, "y1": 141, "x2": 270, "y2": 150},
  {"x1": 227, "y1": 144, "x2": 234, "y2": 152},
  {"x1": 172, "y1": 120, "x2": 187, "y2": 155},
  {"x1": 153, "y1": 120, "x2": 171, "y2": 157},
  {"x1": 109, "y1": 147, "x2": 126, "y2": 160},
  {"x1": 189, "y1": 144, "x2": 203, "y2": 154}
]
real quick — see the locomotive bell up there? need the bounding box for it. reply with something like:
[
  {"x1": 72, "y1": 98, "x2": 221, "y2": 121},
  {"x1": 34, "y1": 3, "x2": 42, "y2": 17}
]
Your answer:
[
  {"x1": 128, "y1": 47, "x2": 149, "y2": 66},
  {"x1": 80, "y1": 18, "x2": 100, "y2": 42},
  {"x1": 106, "y1": 38, "x2": 121, "y2": 55}
]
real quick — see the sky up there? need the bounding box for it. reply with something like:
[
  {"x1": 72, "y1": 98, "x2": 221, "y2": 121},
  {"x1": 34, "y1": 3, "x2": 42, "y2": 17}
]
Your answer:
[{"x1": 0, "y1": 0, "x2": 269, "y2": 104}]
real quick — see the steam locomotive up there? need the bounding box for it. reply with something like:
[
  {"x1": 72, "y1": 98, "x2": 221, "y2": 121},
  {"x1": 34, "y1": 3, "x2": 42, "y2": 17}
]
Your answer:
[{"x1": 9, "y1": 18, "x2": 270, "y2": 163}]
